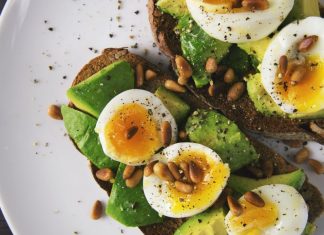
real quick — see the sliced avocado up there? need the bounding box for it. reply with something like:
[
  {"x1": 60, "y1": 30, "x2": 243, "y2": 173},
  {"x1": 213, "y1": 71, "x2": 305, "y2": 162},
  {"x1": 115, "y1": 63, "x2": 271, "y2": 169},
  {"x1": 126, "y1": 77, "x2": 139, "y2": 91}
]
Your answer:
[
  {"x1": 282, "y1": 0, "x2": 320, "y2": 27},
  {"x1": 107, "y1": 164, "x2": 163, "y2": 227},
  {"x1": 61, "y1": 105, "x2": 119, "y2": 171},
  {"x1": 238, "y1": 36, "x2": 273, "y2": 62},
  {"x1": 228, "y1": 169, "x2": 306, "y2": 194},
  {"x1": 174, "y1": 207, "x2": 227, "y2": 235},
  {"x1": 67, "y1": 60, "x2": 134, "y2": 118},
  {"x1": 156, "y1": 0, "x2": 188, "y2": 18},
  {"x1": 186, "y1": 109, "x2": 259, "y2": 171},
  {"x1": 302, "y1": 223, "x2": 317, "y2": 235},
  {"x1": 177, "y1": 16, "x2": 231, "y2": 88},
  {"x1": 155, "y1": 86, "x2": 190, "y2": 125},
  {"x1": 247, "y1": 73, "x2": 285, "y2": 117}
]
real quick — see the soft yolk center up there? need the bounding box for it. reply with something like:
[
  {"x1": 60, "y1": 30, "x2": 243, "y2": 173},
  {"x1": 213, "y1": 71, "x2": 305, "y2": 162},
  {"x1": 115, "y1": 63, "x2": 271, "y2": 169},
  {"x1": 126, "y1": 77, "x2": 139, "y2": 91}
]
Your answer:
[
  {"x1": 168, "y1": 151, "x2": 229, "y2": 214},
  {"x1": 104, "y1": 103, "x2": 161, "y2": 164},
  {"x1": 229, "y1": 198, "x2": 278, "y2": 235},
  {"x1": 275, "y1": 55, "x2": 324, "y2": 113}
]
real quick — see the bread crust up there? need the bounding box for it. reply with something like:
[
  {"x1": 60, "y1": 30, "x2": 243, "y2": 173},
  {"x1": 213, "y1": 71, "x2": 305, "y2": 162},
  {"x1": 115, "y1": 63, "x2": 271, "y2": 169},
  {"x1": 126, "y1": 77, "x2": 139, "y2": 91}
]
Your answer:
[
  {"x1": 69, "y1": 48, "x2": 323, "y2": 234},
  {"x1": 147, "y1": 0, "x2": 324, "y2": 144}
]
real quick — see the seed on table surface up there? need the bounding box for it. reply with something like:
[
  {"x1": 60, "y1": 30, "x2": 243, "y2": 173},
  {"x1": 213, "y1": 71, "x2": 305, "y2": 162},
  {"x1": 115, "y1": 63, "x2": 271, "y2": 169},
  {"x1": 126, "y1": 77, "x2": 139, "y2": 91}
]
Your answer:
[
  {"x1": 48, "y1": 104, "x2": 63, "y2": 120},
  {"x1": 175, "y1": 181, "x2": 194, "y2": 194},
  {"x1": 294, "y1": 147, "x2": 310, "y2": 164},
  {"x1": 95, "y1": 168, "x2": 114, "y2": 181},
  {"x1": 227, "y1": 195, "x2": 243, "y2": 216},
  {"x1": 308, "y1": 159, "x2": 324, "y2": 174},
  {"x1": 244, "y1": 191, "x2": 265, "y2": 207},
  {"x1": 91, "y1": 200, "x2": 103, "y2": 220},
  {"x1": 165, "y1": 79, "x2": 186, "y2": 93},
  {"x1": 123, "y1": 165, "x2": 136, "y2": 180},
  {"x1": 125, "y1": 169, "x2": 143, "y2": 188}
]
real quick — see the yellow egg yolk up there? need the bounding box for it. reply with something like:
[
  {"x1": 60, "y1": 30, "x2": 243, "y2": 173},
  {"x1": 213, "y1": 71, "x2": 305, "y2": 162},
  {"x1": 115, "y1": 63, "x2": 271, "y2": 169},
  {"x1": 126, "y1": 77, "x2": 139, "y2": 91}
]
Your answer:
[
  {"x1": 228, "y1": 198, "x2": 279, "y2": 235},
  {"x1": 104, "y1": 103, "x2": 161, "y2": 164},
  {"x1": 275, "y1": 55, "x2": 324, "y2": 114},
  {"x1": 167, "y1": 151, "x2": 230, "y2": 215}
]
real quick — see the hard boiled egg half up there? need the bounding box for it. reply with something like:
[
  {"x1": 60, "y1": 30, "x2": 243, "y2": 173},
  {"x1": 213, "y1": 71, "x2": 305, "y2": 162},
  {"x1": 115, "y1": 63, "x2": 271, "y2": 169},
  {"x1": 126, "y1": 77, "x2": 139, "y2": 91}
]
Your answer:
[
  {"x1": 261, "y1": 17, "x2": 324, "y2": 116},
  {"x1": 225, "y1": 184, "x2": 308, "y2": 235},
  {"x1": 143, "y1": 143, "x2": 230, "y2": 218},
  {"x1": 95, "y1": 89, "x2": 177, "y2": 165},
  {"x1": 186, "y1": 0, "x2": 294, "y2": 43}
]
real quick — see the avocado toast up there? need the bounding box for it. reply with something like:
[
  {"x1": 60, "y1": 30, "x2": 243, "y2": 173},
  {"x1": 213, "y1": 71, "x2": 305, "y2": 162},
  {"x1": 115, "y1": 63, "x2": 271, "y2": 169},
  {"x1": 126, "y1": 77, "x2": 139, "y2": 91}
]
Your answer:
[
  {"x1": 147, "y1": 0, "x2": 324, "y2": 144},
  {"x1": 61, "y1": 48, "x2": 323, "y2": 235}
]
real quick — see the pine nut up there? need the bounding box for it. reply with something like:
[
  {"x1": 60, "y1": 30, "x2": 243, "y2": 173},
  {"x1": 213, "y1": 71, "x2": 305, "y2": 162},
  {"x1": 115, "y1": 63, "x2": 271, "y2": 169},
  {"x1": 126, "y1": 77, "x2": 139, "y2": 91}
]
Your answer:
[
  {"x1": 205, "y1": 57, "x2": 218, "y2": 74},
  {"x1": 178, "y1": 130, "x2": 188, "y2": 141},
  {"x1": 244, "y1": 191, "x2": 265, "y2": 207},
  {"x1": 168, "y1": 162, "x2": 182, "y2": 180},
  {"x1": 145, "y1": 69, "x2": 157, "y2": 80},
  {"x1": 165, "y1": 79, "x2": 186, "y2": 93},
  {"x1": 126, "y1": 126, "x2": 138, "y2": 140},
  {"x1": 153, "y1": 162, "x2": 175, "y2": 182},
  {"x1": 125, "y1": 169, "x2": 143, "y2": 188},
  {"x1": 136, "y1": 64, "x2": 144, "y2": 87},
  {"x1": 298, "y1": 35, "x2": 319, "y2": 53},
  {"x1": 224, "y1": 68, "x2": 235, "y2": 84},
  {"x1": 279, "y1": 55, "x2": 288, "y2": 75},
  {"x1": 161, "y1": 121, "x2": 172, "y2": 147},
  {"x1": 261, "y1": 158, "x2": 273, "y2": 178},
  {"x1": 48, "y1": 104, "x2": 63, "y2": 120},
  {"x1": 179, "y1": 162, "x2": 191, "y2": 182},
  {"x1": 175, "y1": 181, "x2": 194, "y2": 194},
  {"x1": 123, "y1": 165, "x2": 136, "y2": 180},
  {"x1": 178, "y1": 76, "x2": 190, "y2": 86},
  {"x1": 175, "y1": 55, "x2": 192, "y2": 80},
  {"x1": 227, "y1": 195, "x2": 243, "y2": 216},
  {"x1": 290, "y1": 66, "x2": 307, "y2": 85},
  {"x1": 95, "y1": 168, "x2": 114, "y2": 181},
  {"x1": 294, "y1": 147, "x2": 310, "y2": 164},
  {"x1": 227, "y1": 82, "x2": 245, "y2": 102},
  {"x1": 208, "y1": 84, "x2": 215, "y2": 97},
  {"x1": 91, "y1": 200, "x2": 103, "y2": 220},
  {"x1": 310, "y1": 122, "x2": 324, "y2": 138},
  {"x1": 242, "y1": 0, "x2": 269, "y2": 10},
  {"x1": 308, "y1": 159, "x2": 324, "y2": 174},
  {"x1": 144, "y1": 160, "x2": 158, "y2": 177},
  {"x1": 189, "y1": 161, "x2": 204, "y2": 183}
]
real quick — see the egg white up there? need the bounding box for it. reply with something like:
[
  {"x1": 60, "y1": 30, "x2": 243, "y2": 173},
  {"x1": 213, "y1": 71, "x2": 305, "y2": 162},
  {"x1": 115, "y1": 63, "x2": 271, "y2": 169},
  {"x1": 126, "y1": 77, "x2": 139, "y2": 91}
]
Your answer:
[
  {"x1": 143, "y1": 142, "x2": 230, "y2": 218},
  {"x1": 261, "y1": 17, "x2": 324, "y2": 114},
  {"x1": 95, "y1": 89, "x2": 177, "y2": 165},
  {"x1": 186, "y1": 0, "x2": 294, "y2": 43},
  {"x1": 225, "y1": 184, "x2": 308, "y2": 235}
]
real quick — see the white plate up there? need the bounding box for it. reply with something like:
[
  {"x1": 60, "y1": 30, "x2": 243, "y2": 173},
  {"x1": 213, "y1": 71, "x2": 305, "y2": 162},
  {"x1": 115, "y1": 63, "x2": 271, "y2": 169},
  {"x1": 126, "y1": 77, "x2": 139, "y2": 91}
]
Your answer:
[{"x1": 0, "y1": 0, "x2": 322, "y2": 235}]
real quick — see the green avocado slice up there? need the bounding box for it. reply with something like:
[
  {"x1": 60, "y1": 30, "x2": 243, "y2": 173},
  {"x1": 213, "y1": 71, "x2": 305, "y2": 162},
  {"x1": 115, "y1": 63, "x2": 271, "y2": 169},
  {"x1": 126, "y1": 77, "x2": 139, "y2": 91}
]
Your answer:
[
  {"x1": 186, "y1": 109, "x2": 259, "y2": 171},
  {"x1": 61, "y1": 105, "x2": 119, "y2": 171},
  {"x1": 228, "y1": 169, "x2": 306, "y2": 195},
  {"x1": 107, "y1": 164, "x2": 163, "y2": 227},
  {"x1": 67, "y1": 60, "x2": 134, "y2": 118}
]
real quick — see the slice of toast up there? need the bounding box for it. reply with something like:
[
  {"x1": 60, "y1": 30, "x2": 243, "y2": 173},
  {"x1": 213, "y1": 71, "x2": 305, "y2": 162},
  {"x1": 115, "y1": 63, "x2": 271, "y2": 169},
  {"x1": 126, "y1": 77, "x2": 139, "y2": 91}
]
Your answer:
[
  {"x1": 68, "y1": 48, "x2": 323, "y2": 235},
  {"x1": 147, "y1": 0, "x2": 324, "y2": 144}
]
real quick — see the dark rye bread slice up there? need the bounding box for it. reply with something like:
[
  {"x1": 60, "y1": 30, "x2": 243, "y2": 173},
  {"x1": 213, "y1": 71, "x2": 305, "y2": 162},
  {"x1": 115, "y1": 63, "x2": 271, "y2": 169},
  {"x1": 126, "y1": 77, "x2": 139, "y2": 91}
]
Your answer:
[
  {"x1": 68, "y1": 48, "x2": 323, "y2": 234},
  {"x1": 147, "y1": 0, "x2": 324, "y2": 144}
]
